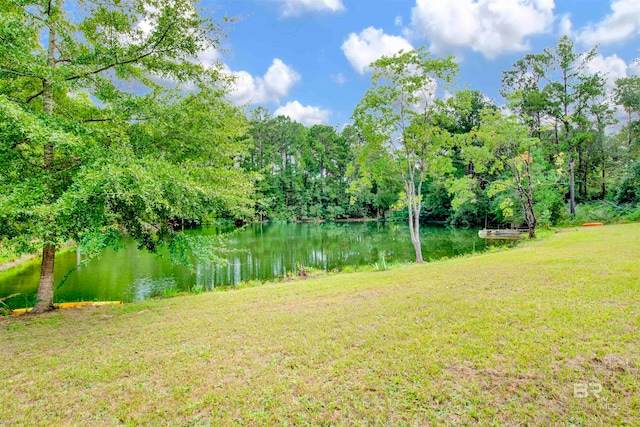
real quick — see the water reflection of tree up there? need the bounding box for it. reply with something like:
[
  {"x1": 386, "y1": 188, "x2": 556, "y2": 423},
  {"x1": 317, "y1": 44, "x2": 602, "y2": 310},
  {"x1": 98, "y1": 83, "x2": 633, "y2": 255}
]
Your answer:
[
  {"x1": 1, "y1": 223, "x2": 490, "y2": 304},
  {"x1": 191, "y1": 223, "x2": 484, "y2": 288}
]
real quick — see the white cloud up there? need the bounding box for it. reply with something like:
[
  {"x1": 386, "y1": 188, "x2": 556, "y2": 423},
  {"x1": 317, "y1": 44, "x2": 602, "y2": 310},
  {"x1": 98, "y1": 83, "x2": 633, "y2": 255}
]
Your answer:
[
  {"x1": 576, "y1": 0, "x2": 640, "y2": 46},
  {"x1": 227, "y1": 59, "x2": 300, "y2": 105},
  {"x1": 194, "y1": 47, "x2": 220, "y2": 67},
  {"x1": 331, "y1": 72, "x2": 348, "y2": 85},
  {"x1": 586, "y1": 54, "x2": 634, "y2": 89},
  {"x1": 276, "y1": 0, "x2": 345, "y2": 16},
  {"x1": 584, "y1": 54, "x2": 640, "y2": 127},
  {"x1": 407, "y1": 0, "x2": 556, "y2": 59},
  {"x1": 341, "y1": 27, "x2": 413, "y2": 74},
  {"x1": 274, "y1": 101, "x2": 331, "y2": 125},
  {"x1": 558, "y1": 13, "x2": 573, "y2": 36}
]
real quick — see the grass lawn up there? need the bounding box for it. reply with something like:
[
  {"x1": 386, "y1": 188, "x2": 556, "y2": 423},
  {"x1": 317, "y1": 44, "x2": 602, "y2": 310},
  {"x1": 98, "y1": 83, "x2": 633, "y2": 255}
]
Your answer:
[{"x1": 1, "y1": 224, "x2": 639, "y2": 426}]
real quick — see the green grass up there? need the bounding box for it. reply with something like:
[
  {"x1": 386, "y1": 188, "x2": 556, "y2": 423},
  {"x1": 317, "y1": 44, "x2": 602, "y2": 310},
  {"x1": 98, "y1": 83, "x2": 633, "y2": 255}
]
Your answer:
[{"x1": 1, "y1": 224, "x2": 639, "y2": 426}]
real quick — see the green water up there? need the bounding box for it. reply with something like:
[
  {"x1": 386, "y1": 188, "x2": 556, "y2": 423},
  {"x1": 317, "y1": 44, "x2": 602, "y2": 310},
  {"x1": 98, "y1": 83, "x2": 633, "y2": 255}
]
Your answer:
[{"x1": 0, "y1": 222, "x2": 487, "y2": 309}]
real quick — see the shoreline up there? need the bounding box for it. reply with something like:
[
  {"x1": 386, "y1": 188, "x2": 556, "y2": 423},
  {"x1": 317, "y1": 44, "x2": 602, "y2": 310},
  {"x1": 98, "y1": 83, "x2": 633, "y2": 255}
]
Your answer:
[
  {"x1": 2, "y1": 227, "x2": 530, "y2": 310},
  {"x1": 0, "y1": 242, "x2": 76, "y2": 273},
  {"x1": 0, "y1": 253, "x2": 39, "y2": 273}
]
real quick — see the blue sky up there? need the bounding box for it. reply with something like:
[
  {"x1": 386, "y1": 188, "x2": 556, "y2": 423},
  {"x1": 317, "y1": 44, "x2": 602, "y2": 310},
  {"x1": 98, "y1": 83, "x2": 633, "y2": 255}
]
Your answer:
[{"x1": 200, "y1": 0, "x2": 640, "y2": 126}]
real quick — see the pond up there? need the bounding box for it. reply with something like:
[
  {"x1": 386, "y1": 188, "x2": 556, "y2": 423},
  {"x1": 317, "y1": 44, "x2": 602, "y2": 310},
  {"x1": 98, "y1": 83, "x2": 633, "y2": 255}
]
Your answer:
[{"x1": 0, "y1": 222, "x2": 489, "y2": 309}]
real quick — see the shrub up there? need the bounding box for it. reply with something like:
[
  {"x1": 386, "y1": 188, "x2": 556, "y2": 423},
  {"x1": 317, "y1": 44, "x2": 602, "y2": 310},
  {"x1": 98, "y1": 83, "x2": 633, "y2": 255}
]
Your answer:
[{"x1": 615, "y1": 161, "x2": 640, "y2": 205}]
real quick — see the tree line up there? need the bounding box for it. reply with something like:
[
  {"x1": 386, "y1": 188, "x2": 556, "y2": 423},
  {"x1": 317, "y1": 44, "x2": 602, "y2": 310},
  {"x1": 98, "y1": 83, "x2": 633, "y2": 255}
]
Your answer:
[
  {"x1": 242, "y1": 38, "x2": 639, "y2": 262},
  {"x1": 243, "y1": 39, "x2": 639, "y2": 228},
  {"x1": 241, "y1": 109, "x2": 403, "y2": 222},
  {"x1": 1, "y1": 1, "x2": 639, "y2": 310}
]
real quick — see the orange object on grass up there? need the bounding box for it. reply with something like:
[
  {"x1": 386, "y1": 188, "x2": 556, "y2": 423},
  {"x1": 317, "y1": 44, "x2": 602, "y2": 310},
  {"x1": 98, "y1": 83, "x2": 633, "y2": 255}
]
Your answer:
[{"x1": 11, "y1": 301, "x2": 122, "y2": 315}]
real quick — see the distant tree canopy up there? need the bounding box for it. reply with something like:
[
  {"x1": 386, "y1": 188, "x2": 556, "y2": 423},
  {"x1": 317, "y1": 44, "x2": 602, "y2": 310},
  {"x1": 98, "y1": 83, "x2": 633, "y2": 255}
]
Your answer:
[{"x1": 242, "y1": 112, "x2": 396, "y2": 222}]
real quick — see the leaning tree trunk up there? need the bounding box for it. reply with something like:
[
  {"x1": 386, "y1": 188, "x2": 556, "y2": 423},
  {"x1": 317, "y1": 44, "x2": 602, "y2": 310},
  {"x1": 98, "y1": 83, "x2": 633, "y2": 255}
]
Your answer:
[
  {"x1": 517, "y1": 187, "x2": 536, "y2": 239},
  {"x1": 527, "y1": 226, "x2": 536, "y2": 239},
  {"x1": 31, "y1": 5, "x2": 58, "y2": 314},
  {"x1": 524, "y1": 197, "x2": 537, "y2": 239}
]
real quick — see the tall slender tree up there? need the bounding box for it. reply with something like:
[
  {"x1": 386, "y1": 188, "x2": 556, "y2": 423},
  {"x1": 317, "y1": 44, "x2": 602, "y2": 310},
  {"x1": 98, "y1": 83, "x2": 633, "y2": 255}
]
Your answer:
[
  {"x1": 589, "y1": 101, "x2": 617, "y2": 199},
  {"x1": 353, "y1": 47, "x2": 458, "y2": 263},
  {"x1": 543, "y1": 36, "x2": 604, "y2": 214},
  {"x1": 501, "y1": 54, "x2": 550, "y2": 139},
  {"x1": 614, "y1": 76, "x2": 640, "y2": 146},
  {"x1": 503, "y1": 36, "x2": 604, "y2": 215}
]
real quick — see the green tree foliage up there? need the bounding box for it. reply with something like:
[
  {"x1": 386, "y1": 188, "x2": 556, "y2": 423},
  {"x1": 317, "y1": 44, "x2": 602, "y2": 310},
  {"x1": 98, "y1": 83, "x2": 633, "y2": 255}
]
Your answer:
[
  {"x1": 501, "y1": 54, "x2": 550, "y2": 138},
  {"x1": 466, "y1": 110, "x2": 565, "y2": 237},
  {"x1": 353, "y1": 47, "x2": 458, "y2": 263},
  {"x1": 346, "y1": 125, "x2": 403, "y2": 220},
  {"x1": 502, "y1": 36, "x2": 606, "y2": 213},
  {"x1": 243, "y1": 112, "x2": 361, "y2": 221},
  {"x1": 615, "y1": 161, "x2": 640, "y2": 205},
  {"x1": 0, "y1": 0, "x2": 253, "y2": 312},
  {"x1": 614, "y1": 76, "x2": 640, "y2": 146},
  {"x1": 432, "y1": 90, "x2": 497, "y2": 226}
]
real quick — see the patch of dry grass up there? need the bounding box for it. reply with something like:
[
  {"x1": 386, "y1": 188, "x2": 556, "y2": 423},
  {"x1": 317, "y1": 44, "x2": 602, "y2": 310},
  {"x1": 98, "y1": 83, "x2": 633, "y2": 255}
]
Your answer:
[{"x1": 1, "y1": 224, "x2": 639, "y2": 425}]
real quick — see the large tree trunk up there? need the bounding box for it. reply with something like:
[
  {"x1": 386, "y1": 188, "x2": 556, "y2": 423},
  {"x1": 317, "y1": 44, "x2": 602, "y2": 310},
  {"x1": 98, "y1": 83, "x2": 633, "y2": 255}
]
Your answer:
[
  {"x1": 517, "y1": 187, "x2": 536, "y2": 239},
  {"x1": 412, "y1": 237, "x2": 424, "y2": 263},
  {"x1": 408, "y1": 214, "x2": 423, "y2": 263},
  {"x1": 414, "y1": 182, "x2": 424, "y2": 263},
  {"x1": 32, "y1": 2, "x2": 58, "y2": 313},
  {"x1": 527, "y1": 226, "x2": 536, "y2": 239},
  {"x1": 31, "y1": 245, "x2": 56, "y2": 313}
]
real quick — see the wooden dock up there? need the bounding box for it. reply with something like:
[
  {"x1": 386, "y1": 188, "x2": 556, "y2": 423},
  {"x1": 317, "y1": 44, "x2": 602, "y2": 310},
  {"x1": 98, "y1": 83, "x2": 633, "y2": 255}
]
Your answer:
[{"x1": 478, "y1": 229, "x2": 526, "y2": 240}]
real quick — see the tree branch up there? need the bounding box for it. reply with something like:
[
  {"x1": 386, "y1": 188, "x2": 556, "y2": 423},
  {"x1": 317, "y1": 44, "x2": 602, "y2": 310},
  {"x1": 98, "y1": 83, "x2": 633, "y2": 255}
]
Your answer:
[
  {"x1": 82, "y1": 118, "x2": 114, "y2": 123},
  {"x1": 0, "y1": 68, "x2": 44, "y2": 80},
  {"x1": 26, "y1": 21, "x2": 174, "y2": 103},
  {"x1": 64, "y1": 24, "x2": 173, "y2": 83},
  {"x1": 26, "y1": 89, "x2": 44, "y2": 103}
]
